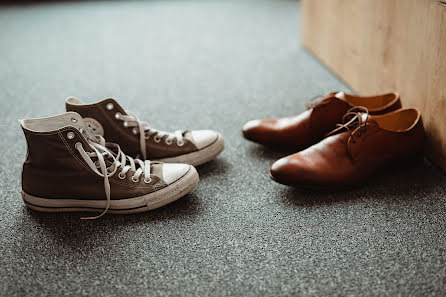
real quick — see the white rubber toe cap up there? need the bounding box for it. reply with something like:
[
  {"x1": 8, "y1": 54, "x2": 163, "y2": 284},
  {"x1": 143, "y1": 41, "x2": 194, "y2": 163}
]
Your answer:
[
  {"x1": 191, "y1": 130, "x2": 219, "y2": 149},
  {"x1": 162, "y1": 163, "x2": 191, "y2": 185}
]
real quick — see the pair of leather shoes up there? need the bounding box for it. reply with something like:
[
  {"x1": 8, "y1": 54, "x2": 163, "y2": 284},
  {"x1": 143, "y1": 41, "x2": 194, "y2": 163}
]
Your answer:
[{"x1": 242, "y1": 92, "x2": 425, "y2": 189}]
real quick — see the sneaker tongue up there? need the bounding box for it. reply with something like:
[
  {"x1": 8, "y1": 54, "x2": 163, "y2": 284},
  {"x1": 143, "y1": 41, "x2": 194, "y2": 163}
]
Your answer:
[{"x1": 66, "y1": 112, "x2": 97, "y2": 140}]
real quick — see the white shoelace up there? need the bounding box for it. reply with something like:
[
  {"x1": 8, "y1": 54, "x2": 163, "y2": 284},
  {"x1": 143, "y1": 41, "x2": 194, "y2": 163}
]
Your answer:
[
  {"x1": 75, "y1": 134, "x2": 151, "y2": 220},
  {"x1": 115, "y1": 111, "x2": 184, "y2": 160}
]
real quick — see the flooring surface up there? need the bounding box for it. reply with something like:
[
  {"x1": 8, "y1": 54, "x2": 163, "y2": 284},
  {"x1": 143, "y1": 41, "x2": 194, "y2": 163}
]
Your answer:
[{"x1": 0, "y1": 1, "x2": 445, "y2": 296}]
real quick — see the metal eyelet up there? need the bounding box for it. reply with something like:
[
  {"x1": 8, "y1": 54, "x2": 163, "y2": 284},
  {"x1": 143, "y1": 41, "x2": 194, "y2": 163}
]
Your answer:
[
  {"x1": 132, "y1": 128, "x2": 138, "y2": 135},
  {"x1": 123, "y1": 121, "x2": 129, "y2": 128},
  {"x1": 115, "y1": 112, "x2": 121, "y2": 119},
  {"x1": 71, "y1": 117, "x2": 78, "y2": 123},
  {"x1": 154, "y1": 135, "x2": 161, "y2": 143},
  {"x1": 177, "y1": 140, "x2": 184, "y2": 146},
  {"x1": 143, "y1": 177, "x2": 152, "y2": 184},
  {"x1": 131, "y1": 176, "x2": 139, "y2": 183},
  {"x1": 118, "y1": 172, "x2": 126, "y2": 179},
  {"x1": 75, "y1": 142, "x2": 82, "y2": 149},
  {"x1": 165, "y1": 138, "x2": 173, "y2": 145},
  {"x1": 67, "y1": 132, "x2": 75, "y2": 139},
  {"x1": 94, "y1": 161, "x2": 100, "y2": 168},
  {"x1": 106, "y1": 103, "x2": 114, "y2": 110}
]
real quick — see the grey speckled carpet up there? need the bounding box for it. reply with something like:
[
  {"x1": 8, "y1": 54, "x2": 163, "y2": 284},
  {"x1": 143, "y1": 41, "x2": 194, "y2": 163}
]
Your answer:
[{"x1": 1, "y1": 1, "x2": 445, "y2": 296}]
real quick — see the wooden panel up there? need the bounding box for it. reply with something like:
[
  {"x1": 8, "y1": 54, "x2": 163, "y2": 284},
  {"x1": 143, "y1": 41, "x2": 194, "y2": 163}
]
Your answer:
[{"x1": 302, "y1": 0, "x2": 446, "y2": 171}]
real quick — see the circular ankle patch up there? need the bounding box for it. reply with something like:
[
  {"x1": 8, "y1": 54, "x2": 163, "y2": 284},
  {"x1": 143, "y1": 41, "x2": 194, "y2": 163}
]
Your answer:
[{"x1": 83, "y1": 117, "x2": 104, "y2": 136}]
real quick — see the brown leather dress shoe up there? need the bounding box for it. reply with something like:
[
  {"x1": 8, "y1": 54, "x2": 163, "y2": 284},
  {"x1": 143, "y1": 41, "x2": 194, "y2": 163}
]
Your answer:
[
  {"x1": 270, "y1": 107, "x2": 424, "y2": 189},
  {"x1": 242, "y1": 91, "x2": 401, "y2": 150}
]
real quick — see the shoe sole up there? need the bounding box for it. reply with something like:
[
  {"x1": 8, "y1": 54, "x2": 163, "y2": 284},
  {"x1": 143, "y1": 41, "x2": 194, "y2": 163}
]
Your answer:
[
  {"x1": 156, "y1": 133, "x2": 224, "y2": 166},
  {"x1": 269, "y1": 154, "x2": 425, "y2": 191},
  {"x1": 22, "y1": 166, "x2": 199, "y2": 214}
]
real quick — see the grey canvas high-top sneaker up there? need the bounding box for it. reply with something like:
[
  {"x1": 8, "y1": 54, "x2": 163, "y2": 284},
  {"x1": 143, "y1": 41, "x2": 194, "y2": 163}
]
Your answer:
[
  {"x1": 66, "y1": 97, "x2": 224, "y2": 166},
  {"x1": 20, "y1": 112, "x2": 199, "y2": 219}
]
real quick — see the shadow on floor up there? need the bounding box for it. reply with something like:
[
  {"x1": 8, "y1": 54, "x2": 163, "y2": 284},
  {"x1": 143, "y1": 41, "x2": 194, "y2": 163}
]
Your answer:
[
  {"x1": 277, "y1": 158, "x2": 445, "y2": 207},
  {"x1": 20, "y1": 190, "x2": 202, "y2": 238},
  {"x1": 14, "y1": 158, "x2": 230, "y2": 248},
  {"x1": 247, "y1": 143, "x2": 297, "y2": 162},
  {"x1": 195, "y1": 158, "x2": 231, "y2": 181}
]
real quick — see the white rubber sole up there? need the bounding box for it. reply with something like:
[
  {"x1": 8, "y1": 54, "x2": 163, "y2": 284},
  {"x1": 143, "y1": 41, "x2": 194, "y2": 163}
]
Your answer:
[
  {"x1": 156, "y1": 134, "x2": 224, "y2": 166},
  {"x1": 22, "y1": 166, "x2": 199, "y2": 214}
]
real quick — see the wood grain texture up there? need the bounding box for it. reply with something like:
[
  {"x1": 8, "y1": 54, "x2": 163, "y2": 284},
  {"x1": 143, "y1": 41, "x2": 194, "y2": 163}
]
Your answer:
[{"x1": 302, "y1": 0, "x2": 446, "y2": 171}]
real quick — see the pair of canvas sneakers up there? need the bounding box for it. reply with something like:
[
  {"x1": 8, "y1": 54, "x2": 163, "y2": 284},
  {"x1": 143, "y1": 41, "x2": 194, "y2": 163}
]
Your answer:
[
  {"x1": 242, "y1": 91, "x2": 425, "y2": 189},
  {"x1": 20, "y1": 97, "x2": 224, "y2": 219}
]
